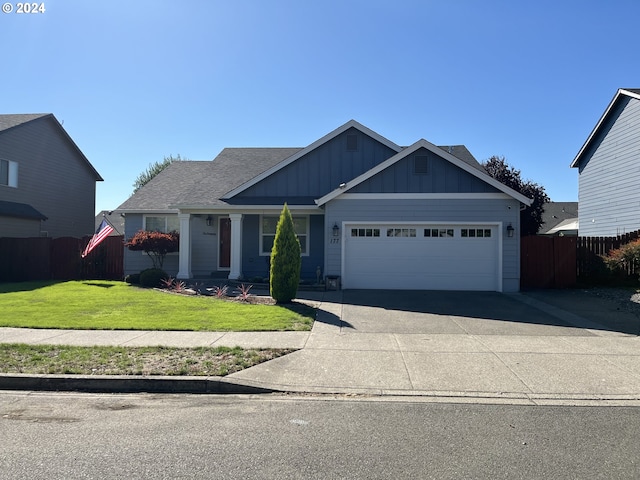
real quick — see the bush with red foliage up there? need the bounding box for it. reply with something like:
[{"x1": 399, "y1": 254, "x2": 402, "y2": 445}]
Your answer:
[{"x1": 126, "y1": 230, "x2": 179, "y2": 269}]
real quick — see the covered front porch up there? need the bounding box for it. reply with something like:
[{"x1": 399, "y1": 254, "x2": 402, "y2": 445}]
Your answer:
[{"x1": 174, "y1": 208, "x2": 325, "y2": 282}]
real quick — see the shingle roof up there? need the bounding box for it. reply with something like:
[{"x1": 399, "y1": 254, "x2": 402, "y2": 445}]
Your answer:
[
  {"x1": 118, "y1": 136, "x2": 486, "y2": 210},
  {"x1": 118, "y1": 148, "x2": 302, "y2": 210},
  {"x1": 539, "y1": 202, "x2": 578, "y2": 234},
  {"x1": 438, "y1": 145, "x2": 484, "y2": 172},
  {"x1": 0, "y1": 114, "x2": 49, "y2": 133},
  {"x1": 0, "y1": 200, "x2": 48, "y2": 220}
]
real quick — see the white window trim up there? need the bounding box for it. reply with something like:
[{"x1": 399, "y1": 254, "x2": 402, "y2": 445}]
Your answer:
[
  {"x1": 0, "y1": 159, "x2": 18, "y2": 188},
  {"x1": 259, "y1": 214, "x2": 309, "y2": 256},
  {"x1": 140, "y1": 214, "x2": 180, "y2": 257},
  {"x1": 143, "y1": 214, "x2": 180, "y2": 233}
]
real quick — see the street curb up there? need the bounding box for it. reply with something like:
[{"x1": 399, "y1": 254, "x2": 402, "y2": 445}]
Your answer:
[{"x1": 0, "y1": 374, "x2": 277, "y2": 395}]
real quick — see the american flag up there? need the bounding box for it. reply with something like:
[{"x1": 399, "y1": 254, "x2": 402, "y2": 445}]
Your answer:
[{"x1": 81, "y1": 219, "x2": 114, "y2": 258}]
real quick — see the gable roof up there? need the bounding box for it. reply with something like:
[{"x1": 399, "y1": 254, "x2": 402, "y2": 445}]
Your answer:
[
  {"x1": 0, "y1": 113, "x2": 103, "y2": 181},
  {"x1": 570, "y1": 88, "x2": 640, "y2": 168},
  {"x1": 316, "y1": 138, "x2": 533, "y2": 206},
  {"x1": 221, "y1": 120, "x2": 401, "y2": 200}
]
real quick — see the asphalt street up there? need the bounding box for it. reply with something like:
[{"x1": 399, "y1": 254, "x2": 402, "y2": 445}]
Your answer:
[{"x1": 1, "y1": 392, "x2": 639, "y2": 480}]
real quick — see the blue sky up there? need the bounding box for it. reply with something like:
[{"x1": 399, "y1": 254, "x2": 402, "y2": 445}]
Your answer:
[{"x1": 2, "y1": 0, "x2": 639, "y2": 213}]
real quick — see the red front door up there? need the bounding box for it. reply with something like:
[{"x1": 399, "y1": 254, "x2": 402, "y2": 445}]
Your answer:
[{"x1": 219, "y1": 218, "x2": 231, "y2": 269}]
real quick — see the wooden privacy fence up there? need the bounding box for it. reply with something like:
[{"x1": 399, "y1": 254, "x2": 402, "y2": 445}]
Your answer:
[
  {"x1": 576, "y1": 230, "x2": 640, "y2": 278},
  {"x1": 521, "y1": 236, "x2": 577, "y2": 289},
  {"x1": 521, "y1": 230, "x2": 640, "y2": 289},
  {"x1": 0, "y1": 235, "x2": 124, "y2": 282}
]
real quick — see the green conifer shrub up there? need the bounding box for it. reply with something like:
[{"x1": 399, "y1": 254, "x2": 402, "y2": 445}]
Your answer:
[{"x1": 269, "y1": 204, "x2": 301, "y2": 303}]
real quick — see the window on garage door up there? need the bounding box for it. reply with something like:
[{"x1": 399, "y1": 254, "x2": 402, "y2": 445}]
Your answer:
[
  {"x1": 423, "y1": 228, "x2": 454, "y2": 238},
  {"x1": 461, "y1": 228, "x2": 492, "y2": 238},
  {"x1": 387, "y1": 228, "x2": 416, "y2": 237},
  {"x1": 351, "y1": 228, "x2": 381, "y2": 237}
]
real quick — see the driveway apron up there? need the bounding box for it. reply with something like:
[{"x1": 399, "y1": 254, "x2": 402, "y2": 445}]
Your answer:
[{"x1": 229, "y1": 289, "x2": 640, "y2": 401}]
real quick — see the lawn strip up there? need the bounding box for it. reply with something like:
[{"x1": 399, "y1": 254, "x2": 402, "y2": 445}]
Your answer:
[{"x1": 0, "y1": 344, "x2": 295, "y2": 376}]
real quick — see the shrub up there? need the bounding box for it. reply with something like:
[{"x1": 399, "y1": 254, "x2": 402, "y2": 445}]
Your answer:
[
  {"x1": 139, "y1": 268, "x2": 168, "y2": 288},
  {"x1": 602, "y1": 239, "x2": 640, "y2": 280},
  {"x1": 269, "y1": 204, "x2": 301, "y2": 303},
  {"x1": 126, "y1": 230, "x2": 179, "y2": 269},
  {"x1": 125, "y1": 273, "x2": 141, "y2": 285}
]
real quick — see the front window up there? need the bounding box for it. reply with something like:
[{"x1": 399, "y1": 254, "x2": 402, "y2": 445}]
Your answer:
[
  {"x1": 144, "y1": 215, "x2": 180, "y2": 233},
  {"x1": 261, "y1": 215, "x2": 308, "y2": 255},
  {"x1": 0, "y1": 159, "x2": 18, "y2": 187}
]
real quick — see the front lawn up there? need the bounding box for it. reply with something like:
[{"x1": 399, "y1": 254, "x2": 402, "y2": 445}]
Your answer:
[{"x1": 0, "y1": 281, "x2": 315, "y2": 331}]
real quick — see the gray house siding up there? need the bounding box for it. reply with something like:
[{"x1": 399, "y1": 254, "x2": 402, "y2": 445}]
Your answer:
[
  {"x1": 191, "y1": 215, "x2": 217, "y2": 277},
  {"x1": 0, "y1": 216, "x2": 41, "y2": 237},
  {"x1": 577, "y1": 95, "x2": 640, "y2": 236},
  {"x1": 324, "y1": 198, "x2": 522, "y2": 292},
  {"x1": 236, "y1": 128, "x2": 398, "y2": 199},
  {"x1": 122, "y1": 213, "x2": 179, "y2": 276},
  {"x1": 350, "y1": 147, "x2": 501, "y2": 194},
  {"x1": 0, "y1": 116, "x2": 98, "y2": 238}
]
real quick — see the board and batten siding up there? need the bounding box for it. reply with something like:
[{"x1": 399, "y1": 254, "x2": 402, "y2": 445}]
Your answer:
[
  {"x1": 577, "y1": 96, "x2": 640, "y2": 236},
  {"x1": 241, "y1": 214, "x2": 325, "y2": 281},
  {"x1": 236, "y1": 128, "x2": 398, "y2": 199},
  {"x1": 0, "y1": 116, "x2": 98, "y2": 238},
  {"x1": 324, "y1": 197, "x2": 522, "y2": 292},
  {"x1": 350, "y1": 147, "x2": 501, "y2": 194}
]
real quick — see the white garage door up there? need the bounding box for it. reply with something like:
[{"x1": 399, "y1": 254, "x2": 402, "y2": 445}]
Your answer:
[{"x1": 342, "y1": 224, "x2": 499, "y2": 291}]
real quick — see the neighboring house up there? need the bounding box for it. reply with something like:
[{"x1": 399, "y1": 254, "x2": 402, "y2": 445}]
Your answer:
[
  {"x1": 571, "y1": 88, "x2": 640, "y2": 236},
  {"x1": 539, "y1": 202, "x2": 578, "y2": 236},
  {"x1": 117, "y1": 120, "x2": 532, "y2": 292},
  {"x1": 95, "y1": 210, "x2": 125, "y2": 236},
  {"x1": 0, "y1": 114, "x2": 103, "y2": 238}
]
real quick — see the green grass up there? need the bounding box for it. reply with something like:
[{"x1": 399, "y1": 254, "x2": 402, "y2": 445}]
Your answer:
[
  {"x1": 0, "y1": 343, "x2": 295, "y2": 376},
  {"x1": 0, "y1": 281, "x2": 315, "y2": 331}
]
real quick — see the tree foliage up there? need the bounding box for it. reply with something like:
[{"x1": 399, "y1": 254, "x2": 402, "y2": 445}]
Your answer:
[
  {"x1": 482, "y1": 156, "x2": 550, "y2": 236},
  {"x1": 132, "y1": 154, "x2": 185, "y2": 193},
  {"x1": 126, "y1": 230, "x2": 179, "y2": 269},
  {"x1": 269, "y1": 204, "x2": 301, "y2": 303}
]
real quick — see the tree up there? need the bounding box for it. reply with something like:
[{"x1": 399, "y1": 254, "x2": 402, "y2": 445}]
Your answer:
[
  {"x1": 132, "y1": 154, "x2": 185, "y2": 193},
  {"x1": 125, "y1": 230, "x2": 179, "y2": 269},
  {"x1": 482, "y1": 156, "x2": 550, "y2": 236},
  {"x1": 269, "y1": 204, "x2": 301, "y2": 303}
]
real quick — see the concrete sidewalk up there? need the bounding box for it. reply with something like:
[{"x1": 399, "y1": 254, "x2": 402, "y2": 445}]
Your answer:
[{"x1": 2, "y1": 289, "x2": 640, "y2": 405}]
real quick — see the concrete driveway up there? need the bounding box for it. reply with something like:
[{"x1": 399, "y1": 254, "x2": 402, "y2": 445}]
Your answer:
[
  {"x1": 338, "y1": 290, "x2": 593, "y2": 336},
  {"x1": 229, "y1": 289, "x2": 640, "y2": 404}
]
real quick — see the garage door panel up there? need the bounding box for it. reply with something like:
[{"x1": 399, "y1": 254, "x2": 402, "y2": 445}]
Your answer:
[{"x1": 343, "y1": 224, "x2": 499, "y2": 291}]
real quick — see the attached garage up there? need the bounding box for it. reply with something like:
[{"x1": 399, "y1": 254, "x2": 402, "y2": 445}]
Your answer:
[{"x1": 342, "y1": 223, "x2": 501, "y2": 291}]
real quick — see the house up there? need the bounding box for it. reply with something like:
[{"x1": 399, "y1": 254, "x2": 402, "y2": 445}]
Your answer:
[
  {"x1": 0, "y1": 114, "x2": 103, "y2": 238},
  {"x1": 539, "y1": 202, "x2": 578, "y2": 236},
  {"x1": 571, "y1": 88, "x2": 640, "y2": 236},
  {"x1": 95, "y1": 210, "x2": 125, "y2": 236},
  {"x1": 117, "y1": 120, "x2": 532, "y2": 292}
]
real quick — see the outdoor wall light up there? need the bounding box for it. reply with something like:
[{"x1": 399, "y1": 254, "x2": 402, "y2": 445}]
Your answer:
[
  {"x1": 506, "y1": 223, "x2": 514, "y2": 238},
  {"x1": 206, "y1": 216, "x2": 213, "y2": 227},
  {"x1": 332, "y1": 223, "x2": 340, "y2": 237}
]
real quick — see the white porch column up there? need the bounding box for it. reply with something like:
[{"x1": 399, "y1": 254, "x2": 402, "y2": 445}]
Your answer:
[
  {"x1": 228, "y1": 213, "x2": 243, "y2": 280},
  {"x1": 177, "y1": 213, "x2": 192, "y2": 279}
]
